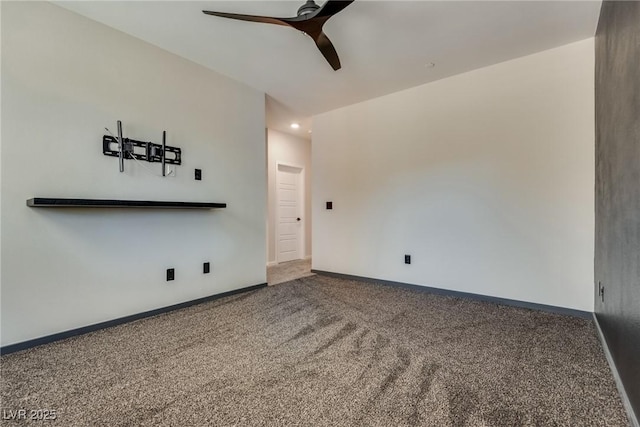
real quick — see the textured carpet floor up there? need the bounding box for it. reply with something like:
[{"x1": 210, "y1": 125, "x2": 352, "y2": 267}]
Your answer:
[
  {"x1": 0, "y1": 275, "x2": 629, "y2": 426},
  {"x1": 267, "y1": 258, "x2": 314, "y2": 286}
]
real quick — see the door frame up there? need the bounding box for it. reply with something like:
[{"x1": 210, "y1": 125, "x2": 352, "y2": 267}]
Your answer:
[{"x1": 275, "y1": 161, "x2": 305, "y2": 264}]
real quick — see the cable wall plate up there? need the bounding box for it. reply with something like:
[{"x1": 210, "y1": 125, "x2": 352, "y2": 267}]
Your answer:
[{"x1": 102, "y1": 135, "x2": 182, "y2": 165}]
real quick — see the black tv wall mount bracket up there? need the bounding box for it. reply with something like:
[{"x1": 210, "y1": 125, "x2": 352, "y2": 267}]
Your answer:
[{"x1": 102, "y1": 120, "x2": 181, "y2": 175}]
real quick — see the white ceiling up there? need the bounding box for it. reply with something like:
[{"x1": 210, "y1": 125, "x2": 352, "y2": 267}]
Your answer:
[{"x1": 56, "y1": 1, "x2": 602, "y2": 139}]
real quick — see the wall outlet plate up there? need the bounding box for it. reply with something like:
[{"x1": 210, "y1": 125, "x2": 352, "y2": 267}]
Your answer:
[
  {"x1": 167, "y1": 268, "x2": 175, "y2": 281},
  {"x1": 326, "y1": 201, "x2": 333, "y2": 210},
  {"x1": 405, "y1": 255, "x2": 411, "y2": 264},
  {"x1": 203, "y1": 262, "x2": 210, "y2": 274},
  {"x1": 195, "y1": 169, "x2": 202, "y2": 181}
]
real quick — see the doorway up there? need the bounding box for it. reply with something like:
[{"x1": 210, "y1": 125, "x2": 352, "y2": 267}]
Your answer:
[
  {"x1": 265, "y1": 128, "x2": 312, "y2": 273},
  {"x1": 276, "y1": 163, "x2": 304, "y2": 263}
]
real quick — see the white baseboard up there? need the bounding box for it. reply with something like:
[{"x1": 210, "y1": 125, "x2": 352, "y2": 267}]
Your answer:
[{"x1": 593, "y1": 313, "x2": 639, "y2": 427}]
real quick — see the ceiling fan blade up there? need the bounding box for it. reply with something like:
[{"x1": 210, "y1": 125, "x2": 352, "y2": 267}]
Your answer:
[
  {"x1": 314, "y1": 32, "x2": 342, "y2": 70},
  {"x1": 315, "y1": 0, "x2": 355, "y2": 18},
  {"x1": 203, "y1": 2, "x2": 353, "y2": 72},
  {"x1": 202, "y1": 10, "x2": 291, "y2": 28}
]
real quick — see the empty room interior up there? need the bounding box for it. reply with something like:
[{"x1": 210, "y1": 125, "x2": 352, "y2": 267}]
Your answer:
[{"x1": 1, "y1": 1, "x2": 639, "y2": 426}]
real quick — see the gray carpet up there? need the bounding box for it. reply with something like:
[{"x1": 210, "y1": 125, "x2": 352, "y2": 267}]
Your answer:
[
  {"x1": 0, "y1": 275, "x2": 629, "y2": 426},
  {"x1": 267, "y1": 258, "x2": 314, "y2": 286}
]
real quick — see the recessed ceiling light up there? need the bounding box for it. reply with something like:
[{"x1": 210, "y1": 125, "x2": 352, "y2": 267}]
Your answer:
[
  {"x1": 290, "y1": 123, "x2": 300, "y2": 129},
  {"x1": 425, "y1": 62, "x2": 436, "y2": 69}
]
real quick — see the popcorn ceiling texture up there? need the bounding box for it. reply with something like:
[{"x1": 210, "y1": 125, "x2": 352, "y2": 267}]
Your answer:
[{"x1": 0, "y1": 275, "x2": 629, "y2": 426}]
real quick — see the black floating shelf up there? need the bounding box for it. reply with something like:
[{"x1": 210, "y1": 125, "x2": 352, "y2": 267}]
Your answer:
[{"x1": 27, "y1": 198, "x2": 226, "y2": 209}]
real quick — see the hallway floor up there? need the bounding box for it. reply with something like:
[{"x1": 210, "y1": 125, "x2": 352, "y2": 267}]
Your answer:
[{"x1": 267, "y1": 258, "x2": 314, "y2": 285}]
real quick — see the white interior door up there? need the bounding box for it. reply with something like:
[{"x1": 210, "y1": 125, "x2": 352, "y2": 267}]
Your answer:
[{"x1": 277, "y1": 164, "x2": 302, "y2": 263}]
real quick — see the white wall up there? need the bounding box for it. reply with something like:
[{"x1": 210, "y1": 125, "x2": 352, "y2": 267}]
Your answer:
[
  {"x1": 313, "y1": 39, "x2": 595, "y2": 311},
  {"x1": 267, "y1": 129, "x2": 312, "y2": 264},
  {"x1": 1, "y1": 2, "x2": 267, "y2": 346}
]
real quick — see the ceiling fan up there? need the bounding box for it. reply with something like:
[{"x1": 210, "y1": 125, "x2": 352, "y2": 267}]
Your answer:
[{"x1": 203, "y1": 1, "x2": 355, "y2": 71}]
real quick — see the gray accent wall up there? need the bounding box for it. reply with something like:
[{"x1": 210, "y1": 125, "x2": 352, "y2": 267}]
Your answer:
[{"x1": 595, "y1": 0, "x2": 640, "y2": 420}]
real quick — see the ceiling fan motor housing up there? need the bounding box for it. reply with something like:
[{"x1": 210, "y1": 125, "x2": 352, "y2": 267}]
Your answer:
[{"x1": 298, "y1": 1, "x2": 320, "y2": 17}]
